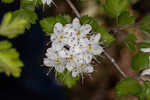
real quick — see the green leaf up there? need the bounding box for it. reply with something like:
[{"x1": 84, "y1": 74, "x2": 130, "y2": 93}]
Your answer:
[
  {"x1": 40, "y1": 15, "x2": 71, "y2": 36},
  {"x1": 118, "y1": 11, "x2": 135, "y2": 26},
  {"x1": 56, "y1": 70, "x2": 80, "y2": 88},
  {"x1": 115, "y1": 78, "x2": 142, "y2": 98},
  {"x1": 0, "y1": 40, "x2": 23, "y2": 77},
  {"x1": 0, "y1": 12, "x2": 27, "y2": 38},
  {"x1": 131, "y1": 52, "x2": 149, "y2": 70},
  {"x1": 139, "y1": 14, "x2": 150, "y2": 34},
  {"x1": 104, "y1": 0, "x2": 130, "y2": 17},
  {"x1": 138, "y1": 82, "x2": 150, "y2": 100},
  {"x1": 0, "y1": 40, "x2": 12, "y2": 50},
  {"x1": 12, "y1": 8, "x2": 38, "y2": 29},
  {"x1": 1, "y1": 0, "x2": 14, "y2": 3},
  {"x1": 21, "y1": 0, "x2": 42, "y2": 11},
  {"x1": 40, "y1": 17, "x2": 56, "y2": 35},
  {"x1": 80, "y1": 15, "x2": 115, "y2": 46},
  {"x1": 125, "y1": 33, "x2": 137, "y2": 51}
]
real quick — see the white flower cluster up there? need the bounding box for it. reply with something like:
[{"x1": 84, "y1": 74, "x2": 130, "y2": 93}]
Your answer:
[{"x1": 44, "y1": 18, "x2": 103, "y2": 77}]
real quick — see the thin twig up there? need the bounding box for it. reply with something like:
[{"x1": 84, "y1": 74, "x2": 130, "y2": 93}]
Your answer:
[
  {"x1": 103, "y1": 50, "x2": 127, "y2": 78},
  {"x1": 65, "y1": 0, "x2": 127, "y2": 78},
  {"x1": 65, "y1": 0, "x2": 81, "y2": 18}
]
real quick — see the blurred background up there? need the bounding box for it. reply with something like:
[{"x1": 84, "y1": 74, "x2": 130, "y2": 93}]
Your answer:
[{"x1": 0, "y1": 0, "x2": 150, "y2": 100}]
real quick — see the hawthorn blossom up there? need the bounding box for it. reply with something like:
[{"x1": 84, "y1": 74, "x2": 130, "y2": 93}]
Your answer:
[{"x1": 43, "y1": 17, "x2": 103, "y2": 77}]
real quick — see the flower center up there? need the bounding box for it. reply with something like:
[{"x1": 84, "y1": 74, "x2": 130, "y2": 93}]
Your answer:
[
  {"x1": 59, "y1": 35, "x2": 64, "y2": 40},
  {"x1": 80, "y1": 64, "x2": 84, "y2": 68},
  {"x1": 69, "y1": 55, "x2": 74, "y2": 60},
  {"x1": 56, "y1": 59, "x2": 61, "y2": 63},
  {"x1": 77, "y1": 31, "x2": 81, "y2": 35},
  {"x1": 88, "y1": 44, "x2": 92, "y2": 51}
]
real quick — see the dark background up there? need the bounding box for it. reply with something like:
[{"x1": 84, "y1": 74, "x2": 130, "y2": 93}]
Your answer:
[{"x1": 0, "y1": 0, "x2": 65, "y2": 100}]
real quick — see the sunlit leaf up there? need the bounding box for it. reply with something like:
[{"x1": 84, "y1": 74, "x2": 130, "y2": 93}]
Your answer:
[
  {"x1": 0, "y1": 40, "x2": 23, "y2": 77},
  {"x1": 1, "y1": 0, "x2": 14, "y2": 3},
  {"x1": 12, "y1": 8, "x2": 38, "y2": 29},
  {"x1": 0, "y1": 12, "x2": 27, "y2": 38}
]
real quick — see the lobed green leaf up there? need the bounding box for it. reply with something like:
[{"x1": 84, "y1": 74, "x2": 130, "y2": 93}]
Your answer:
[
  {"x1": 139, "y1": 14, "x2": 150, "y2": 34},
  {"x1": 118, "y1": 11, "x2": 135, "y2": 26},
  {"x1": 0, "y1": 12, "x2": 27, "y2": 38},
  {"x1": 131, "y1": 52, "x2": 149, "y2": 70},
  {"x1": 125, "y1": 33, "x2": 137, "y2": 51},
  {"x1": 115, "y1": 78, "x2": 142, "y2": 98},
  {"x1": 55, "y1": 70, "x2": 80, "y2": 88},
  {"x1": 0, "y1": 40, "x2": 23, "y2": 77},
  {"x1": 104, "y1": 0, "x2": 130, "y2": 17}
]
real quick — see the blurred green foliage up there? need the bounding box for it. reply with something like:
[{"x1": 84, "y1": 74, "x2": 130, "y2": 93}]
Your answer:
[
  {"x1": 0, "y1": 41, "x2": 24, "y2": 77},
  {"x1": 131, "y1": 52, "x2": 149, "y2": 70},
  {"x1": 115, "y1": 78, "x2": 142, "y2": 99}
]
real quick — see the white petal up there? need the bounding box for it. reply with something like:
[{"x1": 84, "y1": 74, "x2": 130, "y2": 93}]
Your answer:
[
  {"x1": 58, "y1": 49, "x2": 70, "y2": 58},
  {"x1": 72, "y1": 71, "x2": 79, "y2": 77},
  {"x1": 43, "y1": 58, "x2": 54, "y2": 67},
  {"x1": 52, "y1": 41, "x2": 64, "y2": 51},
  {"x1": 80, "y1": 24, "x2": 92, "y2": 35},
  {"x1": 42, "y1": 0, "x2": 47, "y2": 4},
  {"x1": 54, "y1": 23, "x2": 63, "y2": 33},
  {"x1": 83, "y1": 65, "x2": 94, "y2": 73},
  {"x1": 66, "y1": 63, "x2": 74, "y2": 72},
  {"x1": 84, "y1": 54, "x2": 92, "y2": 64},
  {"x1": 64, "y1": 24, "x2": 72, "y2": 29},
  {"x1": 90, "y1": 34, "x2": 101, "y2": 43},
  {"x1": 141, "y1": 68, "x2": 150, "y2": 76},
  {"x1": 140, "y1": 48, "x2": 150, "y2": 53},
  {"x1": 55, "y1": 65, "x2": 65, "y2": 73},
  {"x1": 47, "y1": 0, "x2": 52, "y2": 5},
  {"x1": 74, "y1": 54, "x2": 84, "y2": 64},
  {"x1": 51, "y1": 34, "x2": 57, "y2": 41},
  {"x1": 46, "y1": 52, "x2": 57, "y2": 60},
  {"x1": 72, "y1": 18, "x2": 81, "y2": 30},
  {"x1": 92, "y1": 45, "x2": 103, "y2": 55}
]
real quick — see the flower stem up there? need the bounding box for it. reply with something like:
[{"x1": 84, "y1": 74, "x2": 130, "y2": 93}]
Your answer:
[
  {"x1": 103, "y1": 51, "x2": 127, "y2": 78},
  {"x1": 65, "y1": 0, "x2": 81, "y2": 18}
]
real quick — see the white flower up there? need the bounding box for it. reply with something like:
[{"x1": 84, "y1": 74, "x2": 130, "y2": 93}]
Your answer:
[
  {"x1": 44, "y1": 58, "x2": 66, "y2": 73},
  {"x1": 87, "y1": 34, "x2": 103, "y2": 55},
  {"x1": 42, "y1": 0, "x2": 53, "y2": 5},
  {"x1": 141, "y1": 68, "x2": 150, "y2": 76},
  {"x1": 72, "y1": 18, "x2": 92, "y2": 37},
  {"x1": 43, "y1": 17, "x2": 103, "y2": 77},
  {"x1": 140, "y1": 48, "x2": 150, "y2": 53}
]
